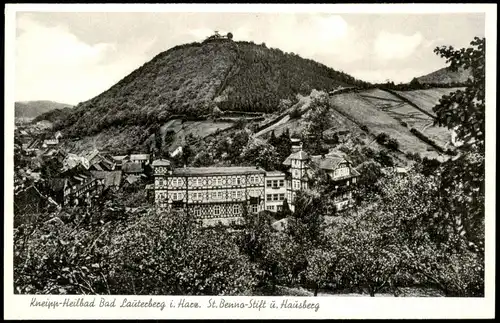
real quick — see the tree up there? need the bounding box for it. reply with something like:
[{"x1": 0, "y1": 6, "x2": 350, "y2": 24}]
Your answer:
[
  {"x1": 15, "y1": 208, "x2": 258, "y2": 295},
  {"x1": 432, "y1": 37, "x2": 486, "y2": 254},
  {"x1": 181, "y1": 144, "x2": 193, "y2": 166},
  {"x1": 386, "y1": 138, "x2": 399, "y2": 151},
  {"x1": 354, "y1": 160, "x2": 383, "y2": 201},
  {"x1": 302, "y1": 91, "x2": 333, "y2": 150},
  {"x1": 374, "y1": 150, "x2": 393, "y2": 167},
  {"x1": 370, "y1": 170, "x2": 484, "y2": 296},
  {"x1": 268, "y1": 130, "x2": 278, "y2": 146},
  {"x1": 304, "y1": 248, "x2": 338, "y2": 296},
  {"x1": 287, "y1": 190, "x2": 326, "y2": 246},
  {"x1": 331, "y1": 211, "x2": 404, "y2": 297},
  {"x1": 227, "y1": 32, "x2": 233, "y2": 40},
  {"x1": 241, "y1": 140, "x2": 280, "y2": 171},
  {"x1": 376, "y1": 132, "x2": 389, "y2": 145},
  {"x1": 409, "y1": 77, "x2": 422, "y2": 89},
  {"x1": 433, "y1": 37, "x2": 485, "y2": 150}
]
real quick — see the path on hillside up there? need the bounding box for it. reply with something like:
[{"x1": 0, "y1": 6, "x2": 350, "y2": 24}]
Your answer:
[
  {"x1": 380, "y1": 89, "x2": 437, "y2": 120},
  {"x1": 253, "y1": 115, "x2": 291, "y2": 138}
]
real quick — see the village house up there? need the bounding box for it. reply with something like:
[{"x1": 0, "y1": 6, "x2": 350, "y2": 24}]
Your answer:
[
  {"x1": 42, "y1": 138, "x2": 59, "y2": 148},
  {"x1": 309, "y1": 152, "x2": 360, "y2": 211},
  {"x1": 130, "y1": 153, "x2": 151, "y2": 166},
  {"x1": 111, "y1": 155, "x2": 129, "y2": 169},
  {"x1": 62, "y1": 153, "x2": 90, "y2": 172},
  {"x1": 23, "y1": 138, "x2": 41, "y2": 154},
  {"x1": 90, "y1": 170, "x2": 122, "y2": 191},
  {"x1": 45, "y1": 165, "x2": 102, "y2": 207},
  {"x1": 83, "y1": 149, "x2": 116, "y2": 171}
]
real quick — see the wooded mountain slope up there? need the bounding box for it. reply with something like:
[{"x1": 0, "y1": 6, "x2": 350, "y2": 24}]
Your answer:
[
  {"x1": 52, "y1": 39, "x2": 369, "y2": 137},
  {"x1": 417, "y1": 66, "x2": 471, "y2": 85}
]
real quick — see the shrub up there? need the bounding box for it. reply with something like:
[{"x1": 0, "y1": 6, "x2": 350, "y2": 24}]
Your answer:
[
  {"x1": 386, "y1": 138, "x2": 400, "y2": 151},
  {"x1": 289, "y1": 106, "x2": 302, "y2": 119},
  {"x1": 376, "y1": 132, "x2": 389, "y2": 145}
]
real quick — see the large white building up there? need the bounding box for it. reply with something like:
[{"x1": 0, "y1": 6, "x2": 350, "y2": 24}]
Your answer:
[{"x1": 152, "y1": 139, "x2": 360, "y2": 224}]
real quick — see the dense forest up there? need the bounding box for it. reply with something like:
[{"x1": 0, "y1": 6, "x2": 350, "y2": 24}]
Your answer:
[
  {"x1": 32, "y1": 107, "x2": 73, "y2": 124},
  {"x1": 47, "y1": 40, "x2": 370, "y2": 138}
]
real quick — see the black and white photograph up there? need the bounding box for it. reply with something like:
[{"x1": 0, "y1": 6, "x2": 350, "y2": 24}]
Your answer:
[{"x1": 4, "y1": 3, "x2": 496, "y2": 320}]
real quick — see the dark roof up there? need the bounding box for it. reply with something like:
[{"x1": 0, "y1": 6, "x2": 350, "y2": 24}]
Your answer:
[
  {"x1": 311, "y1": 154, "x2": 346, "y2": 171},
  {"x1": 283, "y1": 150, "x2": 310, "y2": 165},
  {"x1": 91, "y1": 170, "x2": 122, "y2": 187},
  {"x1": 122, "y1": 162, "x2": 144, "y2": 174},
  {"x1": 47, "y1": 178, "x2": 67, "y2": 192},
  {"x1": 172, "y1": 166, "x2": 265, "y2": 176}
]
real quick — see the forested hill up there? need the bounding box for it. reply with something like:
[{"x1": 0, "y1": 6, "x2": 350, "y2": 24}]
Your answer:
[
  {"x1": 52, "y1": 39, "x2": 370, "y2": 137},
  {"x1": 417, "y1": 66, "x2": 471, "y2": 85},
  {"x1": 15, "y1": 101, "x2": 73, "y2": 119}
]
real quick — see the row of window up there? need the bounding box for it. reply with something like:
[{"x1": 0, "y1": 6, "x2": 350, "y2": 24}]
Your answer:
[
  {"x1": 157, "y1": 176, "x2": 263, "y2": 188},
  {"x1": 334, "y1": 192, "x2": 352, "y2": 202},
  {"x1": 157, "y1": 190, "x2": 253, "y2": 202},
  {"x1": 266, "y1": 179, "x2": 285, "y2": 188},
  {"x1": 191, "y1": 204, "x2": 259, "y2": 217},
  {"x1": 266, "y1": 193, "x2": 285, "y2": 202},
  {"x1": 266, "y1": 205, "x2": 284, "y2": 212},
  {"x1": 292, "y1": 181, "x2": 302, "y2": 189},
  {"x1": 334, "y1": 167, "x2": 350, "y2": 178},
  {"x1": 193, "y1": 204, "x2": 242, "y2": 217}
]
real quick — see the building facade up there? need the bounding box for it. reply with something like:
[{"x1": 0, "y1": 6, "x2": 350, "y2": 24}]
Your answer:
[
  {"x1": 264, "y1": 171, "x2": 287, "y2": 213},
  {"x1": 153, "y1": 160, "x2": 266, "y2": 225},
  {"x1": 152, "y1": 140, "x2": 360, "y2": 223}
]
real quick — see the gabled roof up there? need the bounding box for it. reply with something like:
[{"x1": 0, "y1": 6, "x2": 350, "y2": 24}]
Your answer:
[
  {"x1": 91, "y1": 170, "x2": 122, "y2": 188},
  {"x1": 130, "y1": 154, "x2": 150, "y2": 161},
  {"x1": 283, "y1": 150, "x2": 310, "y2": 165},
  {"x1": 152, "y1": 159, "x2": 171, "y2": 167},
  {"x1": 112, "y1": 155, "x2": 129, "y2": 161},
  {"x1": 84, "y1": 149, "x2": 100, "y2": 163},
  {"x1": 310, "y1": 154, "x2": 347, "y2": 171},
  {"x1": 26, "y1": 139, "x2": 40, "y2": 149}
]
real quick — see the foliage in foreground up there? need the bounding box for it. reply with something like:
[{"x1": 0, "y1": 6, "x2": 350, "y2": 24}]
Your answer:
[{"x1": 14, "y1": 210, "x2": 256, "y2": 295}]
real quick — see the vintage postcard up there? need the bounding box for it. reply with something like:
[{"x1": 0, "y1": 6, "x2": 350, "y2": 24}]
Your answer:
[{"x1": 4, "y1": 3, "x2": 496, "y2": 320}]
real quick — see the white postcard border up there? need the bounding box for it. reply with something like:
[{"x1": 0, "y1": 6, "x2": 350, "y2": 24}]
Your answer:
[{"x1": 3, "y1": 3, "x2": 496, "y2": 320}]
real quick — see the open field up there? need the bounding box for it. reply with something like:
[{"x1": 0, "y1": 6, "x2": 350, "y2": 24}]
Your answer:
[
  {"x1": 394, "y1": 87, "x2": 465, "y2": 116},
  {"x1": 359, "y1": 89, "x2": 453, "y2": 149},
  {"x1": 330, "y1": 92, "x2": 443, "y2": 160},
  {"x1": 161, "y1": 119, "x2": 235, "y2": 151}
]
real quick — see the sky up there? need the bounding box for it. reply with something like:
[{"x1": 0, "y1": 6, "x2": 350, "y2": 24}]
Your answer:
[{"x1": 14, "y1": 11, "x2": 485, "y2": 105}]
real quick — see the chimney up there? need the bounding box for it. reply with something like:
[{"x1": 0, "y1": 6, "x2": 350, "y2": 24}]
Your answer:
[{"x1": 291, "y1": 138, "x2": 302, "y2": 153}]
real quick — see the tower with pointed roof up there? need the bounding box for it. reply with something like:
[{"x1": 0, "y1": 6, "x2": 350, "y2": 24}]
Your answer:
[{"x1": 282, "y1": 139, "x2": 310, "y2": 210}]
